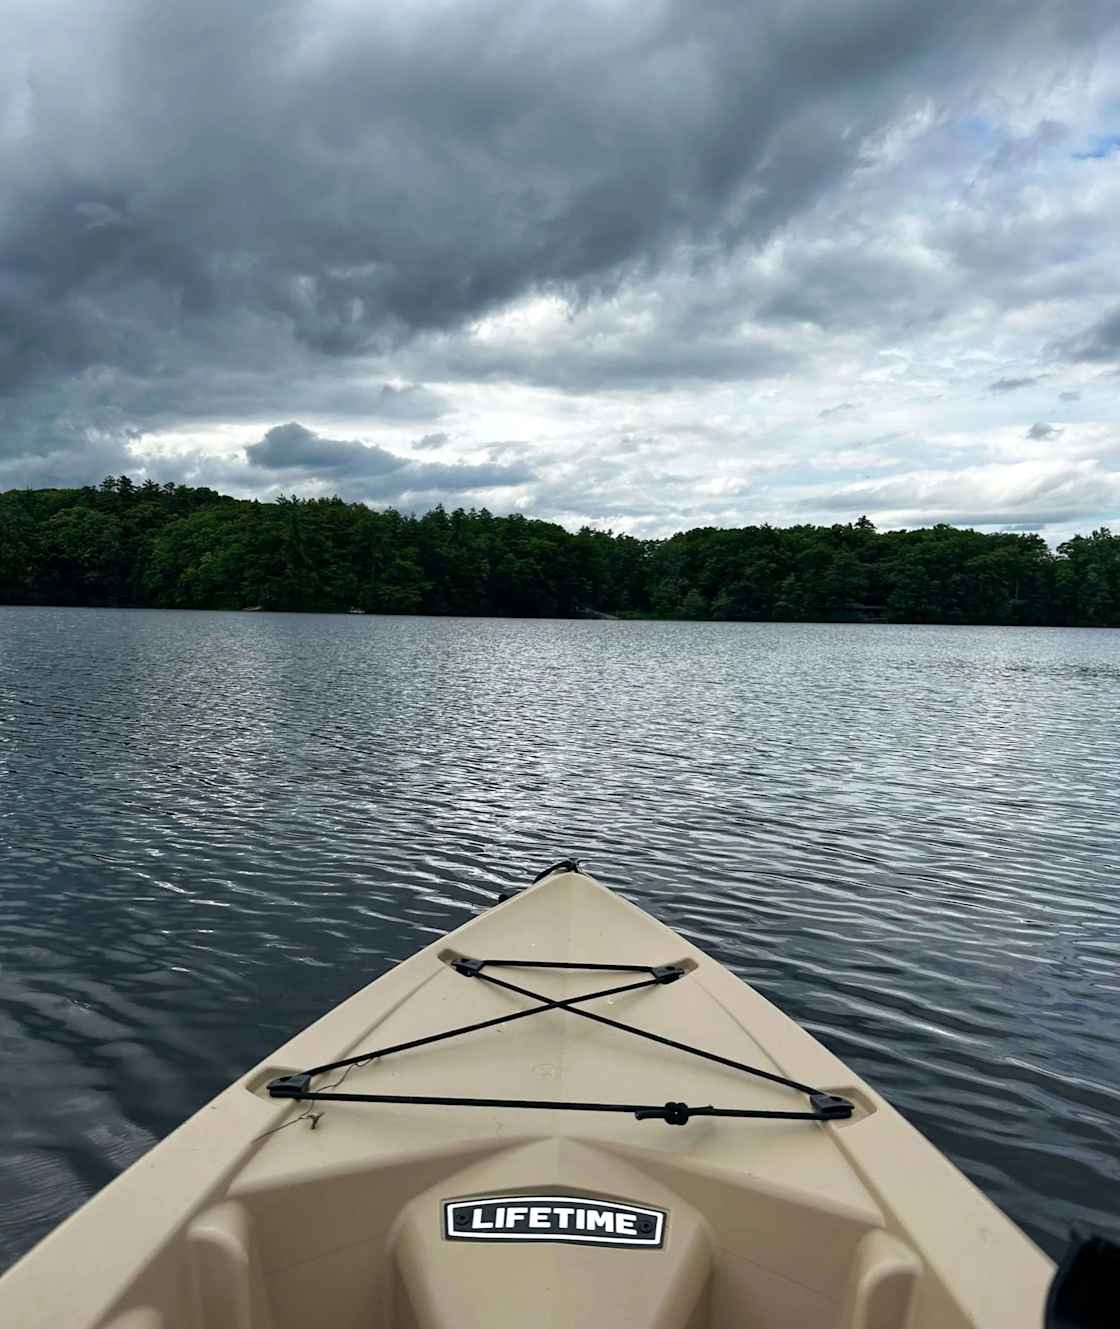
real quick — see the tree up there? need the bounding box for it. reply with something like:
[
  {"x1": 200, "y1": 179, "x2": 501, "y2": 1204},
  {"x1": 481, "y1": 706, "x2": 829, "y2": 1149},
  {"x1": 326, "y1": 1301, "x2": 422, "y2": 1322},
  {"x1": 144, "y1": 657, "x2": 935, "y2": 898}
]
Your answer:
[
  {"x1": 1056, "y1": 529, "x2": 1119, "y2": 626},
  {"x1": 2, "y1": 475, "x2": 1118, "y2": 627},
  {"x1": 821, "y1": 551, "x2": 868, "y2": 618},
  {"x1": 40, "y1": 508, "x2": 125, "y2": 604},
  {"x1": 0, "y1": 496, "x2": 38, "y2": 603},
  {"x1": 678, "y1": 588, "x2": 708, "y2": 620}
]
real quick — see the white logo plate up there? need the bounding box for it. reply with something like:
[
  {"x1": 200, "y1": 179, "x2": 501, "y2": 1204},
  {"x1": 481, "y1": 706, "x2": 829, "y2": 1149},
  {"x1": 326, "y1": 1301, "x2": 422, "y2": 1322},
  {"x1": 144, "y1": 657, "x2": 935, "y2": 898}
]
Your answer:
[{"x1": 443, "y1": 1194, "x2": 666, "y2": 1247}]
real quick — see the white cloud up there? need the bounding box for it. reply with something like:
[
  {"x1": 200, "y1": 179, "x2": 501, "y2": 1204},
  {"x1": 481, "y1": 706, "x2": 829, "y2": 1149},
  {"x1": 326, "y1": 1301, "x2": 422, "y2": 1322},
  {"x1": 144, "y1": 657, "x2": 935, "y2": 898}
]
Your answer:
[{"x1": 798, "y1": 457, "x2": 1120, "y2": 531}]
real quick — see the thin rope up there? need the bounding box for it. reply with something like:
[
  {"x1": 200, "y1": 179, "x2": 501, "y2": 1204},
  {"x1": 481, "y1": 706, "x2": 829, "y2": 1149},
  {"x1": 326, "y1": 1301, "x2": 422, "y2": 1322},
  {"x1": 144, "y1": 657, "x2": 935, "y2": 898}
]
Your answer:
[{"x1": 304, "y1": 971, "x2": 661, "y2": 1078}]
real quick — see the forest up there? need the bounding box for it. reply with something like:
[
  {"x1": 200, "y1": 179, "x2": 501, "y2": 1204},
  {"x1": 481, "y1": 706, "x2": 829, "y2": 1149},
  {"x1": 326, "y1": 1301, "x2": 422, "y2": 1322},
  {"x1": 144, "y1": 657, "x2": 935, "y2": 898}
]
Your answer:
[{"x1": 1, "y1": 477, "x2": 1118, "y2": 626}]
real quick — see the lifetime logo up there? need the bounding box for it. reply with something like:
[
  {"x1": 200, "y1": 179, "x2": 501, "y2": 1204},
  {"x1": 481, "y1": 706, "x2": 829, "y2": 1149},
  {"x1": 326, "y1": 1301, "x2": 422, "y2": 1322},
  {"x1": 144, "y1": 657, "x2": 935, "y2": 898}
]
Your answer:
[{"x1": 443, "y1": 1195, "x2": 666, "y2": 1247}]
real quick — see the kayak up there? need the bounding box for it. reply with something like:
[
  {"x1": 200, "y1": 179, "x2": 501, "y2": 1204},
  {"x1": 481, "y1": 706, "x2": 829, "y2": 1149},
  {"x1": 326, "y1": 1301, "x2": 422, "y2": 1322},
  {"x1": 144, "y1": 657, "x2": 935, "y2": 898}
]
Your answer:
[{"x1": 0, "y1": 862, "x2": 1088, "y2": 1328}]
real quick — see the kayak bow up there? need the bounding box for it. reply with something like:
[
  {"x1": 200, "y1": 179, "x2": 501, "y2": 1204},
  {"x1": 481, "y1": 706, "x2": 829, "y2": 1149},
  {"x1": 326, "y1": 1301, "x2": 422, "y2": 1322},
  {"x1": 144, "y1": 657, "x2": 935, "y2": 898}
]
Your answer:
[{"x1": 0, "y1": 862, "x2": 1066, "y2": 1329}]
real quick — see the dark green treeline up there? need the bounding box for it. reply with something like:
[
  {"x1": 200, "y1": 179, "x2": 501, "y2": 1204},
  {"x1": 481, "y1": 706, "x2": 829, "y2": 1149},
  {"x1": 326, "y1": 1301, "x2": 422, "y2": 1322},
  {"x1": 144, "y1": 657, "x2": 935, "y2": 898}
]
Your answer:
[{"x1": 1, "y1": 477, "x2": 1118, "y2": 625}]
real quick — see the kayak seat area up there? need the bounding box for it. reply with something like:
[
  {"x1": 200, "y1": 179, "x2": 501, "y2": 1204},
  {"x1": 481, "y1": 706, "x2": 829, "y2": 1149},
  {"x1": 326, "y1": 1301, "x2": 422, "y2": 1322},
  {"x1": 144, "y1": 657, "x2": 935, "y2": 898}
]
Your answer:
[{"x1": 92, "y1": 1137, "x2": 927, "y2": 1329}]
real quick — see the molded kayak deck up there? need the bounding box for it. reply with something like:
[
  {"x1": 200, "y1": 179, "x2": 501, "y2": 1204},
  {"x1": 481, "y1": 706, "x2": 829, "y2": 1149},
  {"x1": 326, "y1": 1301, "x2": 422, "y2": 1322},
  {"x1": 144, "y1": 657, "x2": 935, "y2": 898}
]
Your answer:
[{"x1": 0, "y1": 867, "x2": 1054, "y2": 1328}]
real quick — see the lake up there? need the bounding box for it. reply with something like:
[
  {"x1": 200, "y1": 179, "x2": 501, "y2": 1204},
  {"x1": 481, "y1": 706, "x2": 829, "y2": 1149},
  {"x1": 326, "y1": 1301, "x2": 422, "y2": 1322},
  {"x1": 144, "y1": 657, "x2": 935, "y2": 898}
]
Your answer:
[{"x1": 0, "y1": 607, "x2": 1117, "y2": 1269}]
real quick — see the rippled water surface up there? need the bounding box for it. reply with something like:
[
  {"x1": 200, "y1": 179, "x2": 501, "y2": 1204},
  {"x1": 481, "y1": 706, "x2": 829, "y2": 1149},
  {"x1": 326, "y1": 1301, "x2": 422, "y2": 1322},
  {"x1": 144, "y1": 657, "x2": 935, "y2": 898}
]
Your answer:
[{"x1": 0, "y1": 608, "x2": 1117, "y2": 1268}]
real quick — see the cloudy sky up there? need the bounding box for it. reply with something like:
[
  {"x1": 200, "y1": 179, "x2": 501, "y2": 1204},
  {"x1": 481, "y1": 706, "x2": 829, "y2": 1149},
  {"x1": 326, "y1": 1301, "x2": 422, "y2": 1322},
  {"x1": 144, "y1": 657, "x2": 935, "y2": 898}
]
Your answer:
[{"x1": 2, "y1": 0, "x2": 1119, "y2": 539}]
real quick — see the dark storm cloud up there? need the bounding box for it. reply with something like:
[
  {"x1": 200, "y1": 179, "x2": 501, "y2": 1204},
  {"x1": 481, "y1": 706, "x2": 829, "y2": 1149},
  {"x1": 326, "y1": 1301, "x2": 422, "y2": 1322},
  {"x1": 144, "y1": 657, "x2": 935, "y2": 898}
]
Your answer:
[
  {"x1": 0, "y1": 353, "x2": 449, "y2": 489},
  {"x1": 1027, "y1": 422, "x2": 1060, "y2": 440},
  {"x1": 989, "y1": 377, "x2": 1039, "y2": 392},
  {"x1": 419, "y1": 323, "x2": 796, "y2": 391},
  {"x1": 758, "y1": 247, "x2": 946, "y2": 332},
  {"x1": 247, "y1": 424, "x2": 390, "y2": 475},
  {"x1": 245, "y1": 422, "x2": 532, "y2": 497},
  {"x1": 3, "y1": 0, "x2": 1113, "y2": 473},
  {"x1": 0, "y1": 418, "x2": 130, "y2": 491},
  {"x1": 1063, "y1": 306, "x2": 1120, "y2": 363},
  {"x1": 368, "y1": 385, "x2": 447, "y2": 421}
]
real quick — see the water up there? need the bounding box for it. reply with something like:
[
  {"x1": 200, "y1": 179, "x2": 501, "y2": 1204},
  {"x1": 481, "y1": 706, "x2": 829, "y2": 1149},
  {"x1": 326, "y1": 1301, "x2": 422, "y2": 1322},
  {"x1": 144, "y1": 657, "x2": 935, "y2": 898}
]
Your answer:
[{"x1": 0, "y1": 608, "x2": 1117, "y2": 1270}]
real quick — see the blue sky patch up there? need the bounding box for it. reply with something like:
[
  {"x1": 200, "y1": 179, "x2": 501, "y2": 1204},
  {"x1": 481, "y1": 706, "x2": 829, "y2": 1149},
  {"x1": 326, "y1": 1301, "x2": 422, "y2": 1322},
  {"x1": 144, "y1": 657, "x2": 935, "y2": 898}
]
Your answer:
[{"x1": 1074, "y1": 134, "x2": 1120, "y2": 160}]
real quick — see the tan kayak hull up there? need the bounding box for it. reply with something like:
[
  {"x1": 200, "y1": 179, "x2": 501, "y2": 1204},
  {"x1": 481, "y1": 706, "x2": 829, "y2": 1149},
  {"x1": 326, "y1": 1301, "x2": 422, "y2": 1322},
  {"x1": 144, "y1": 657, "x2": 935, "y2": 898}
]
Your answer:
[{"x1": 0, "y1": 868, "x2": 1054, "y2": 1328}]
